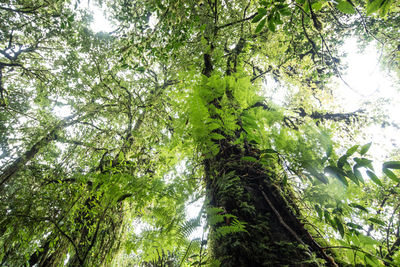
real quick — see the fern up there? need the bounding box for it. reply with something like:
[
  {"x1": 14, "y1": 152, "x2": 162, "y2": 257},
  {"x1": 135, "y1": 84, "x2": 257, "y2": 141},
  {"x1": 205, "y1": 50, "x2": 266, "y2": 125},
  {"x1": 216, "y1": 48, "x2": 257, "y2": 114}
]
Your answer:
[
  {"x1": 177, "y1": 216, "x2": 202, "y2": 243},
  {"x1": 174, "y1": 210, "x2": 206, "y2": 266},
  {"x1": 214, "y1": 218, "x2": 247, "y2": 238}
]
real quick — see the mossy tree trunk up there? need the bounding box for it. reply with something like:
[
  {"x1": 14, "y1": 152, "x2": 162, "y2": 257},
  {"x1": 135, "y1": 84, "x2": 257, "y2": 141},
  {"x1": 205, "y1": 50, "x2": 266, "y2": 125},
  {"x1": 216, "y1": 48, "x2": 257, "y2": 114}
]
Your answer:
[{"x1": 204, "y1": 138, "x2": 337, "y2": 266}]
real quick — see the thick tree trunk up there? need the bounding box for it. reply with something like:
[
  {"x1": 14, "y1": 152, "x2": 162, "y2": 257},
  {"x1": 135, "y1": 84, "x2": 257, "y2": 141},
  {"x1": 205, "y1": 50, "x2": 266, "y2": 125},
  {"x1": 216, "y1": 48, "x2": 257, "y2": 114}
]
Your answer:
[{"x1": 204, "y1": 140, "x2": 337, "y2": 266}]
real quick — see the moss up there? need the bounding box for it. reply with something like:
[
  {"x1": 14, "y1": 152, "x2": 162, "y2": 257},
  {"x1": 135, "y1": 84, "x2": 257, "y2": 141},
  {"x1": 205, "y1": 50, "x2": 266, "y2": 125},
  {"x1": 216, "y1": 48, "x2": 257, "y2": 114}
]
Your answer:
[{"x1": 204, "y1": 143, "x2": 330, "y2": 266}]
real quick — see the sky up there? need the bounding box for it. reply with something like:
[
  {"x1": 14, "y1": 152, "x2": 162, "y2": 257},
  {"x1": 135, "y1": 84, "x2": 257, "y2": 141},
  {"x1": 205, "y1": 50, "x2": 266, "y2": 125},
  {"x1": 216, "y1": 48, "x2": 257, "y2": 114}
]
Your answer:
[
  {"x1": 90, "y1": 4, "x2": 115, "y2": 32},
  {"x1": 336, "y1": 39, "x2": 400, "y2": 163},
  {"x1": 335, "y1": 38, "x2": 398, "y2": 118}
]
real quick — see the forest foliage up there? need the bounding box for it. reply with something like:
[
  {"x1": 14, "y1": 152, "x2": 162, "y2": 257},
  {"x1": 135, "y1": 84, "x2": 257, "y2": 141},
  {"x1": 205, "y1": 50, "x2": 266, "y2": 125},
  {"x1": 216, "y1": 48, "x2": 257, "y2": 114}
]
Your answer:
[{"x1": 1, "y1": 0, "x2": 400, "y2": 266}]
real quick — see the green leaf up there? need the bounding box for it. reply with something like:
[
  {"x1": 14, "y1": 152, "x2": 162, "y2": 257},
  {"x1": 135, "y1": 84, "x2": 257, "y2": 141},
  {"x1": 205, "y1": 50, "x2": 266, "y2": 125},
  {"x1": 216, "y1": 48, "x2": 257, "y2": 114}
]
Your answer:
[
  {"x1": 354, "y1": 157, "x2": 373, "y2": 169},
  {"x1": 252, "y1": 13, "x2": 265, "y2": 23},
  {"x1": 336, "y1": 1, "x2": 356, "y2": 14},
  {"x1": 210, "y1": 133, "x2": 226, "y2": 140},
  {"x1": 345, "y1": 170, "x2": 359, "y2": 185},
  {"x1": 311, "y1": 2, "x2": 323, "y2": 12},
  {"x1": 358, "y1": 234, "x2": 381, "y2": 246},
  {"x1": 382, "y1": 168, "x2": 400, "y2": 183},
  {"x1": 364, "y1": 253, "x2": 382, "y2": 266},
  {"x1": 366, "y1": 0, "x2": 385, "y2": 16},
  {"x1": 349, "y1": 203, "x2": 368, "y2": 212},
  {"x1": 346, "y1": 145, "x2": 359, "y2": 156},
  {"x1": 258, "y1": 8, "x2": 268, "y2": 16},
  {"x1": 278, "y1": 7, "x2": 291, "y2": 16},
  {"x1": 353, "y1": 167, "x2": 365, "y2": 183},
  {"x1": 306, "y1": 164, "x2": 329, "y2": 184},
  {"x1": 242, "y1": 115, "x2": 258, "y2": 129},
  {"x1": 252, "y1": 14, "x2": 264, "y2": 23},
  {"x1": 282, "y1": 174, "x2": 288, "y2": 185},
  {"x1": 326, "y1": 142, "x2": 333, "y2": 158},
  {"x1": 366, "y1": 170, "x2": 382, "y2": 186},
  {"x1": 383, "y1": 161, "x2": 400, "y2": 169},
  {"x1": 302, "y1": 0, "x2": 310, "y2": 13},
  {"x1": 118, "y1": 152, "x2": 125, "y2": 162},
  {"x1": 368, "y1": 217, "x2": 386, "y2": 226},
  {"x1": 360, "y1": 142, "x2": 372, "y2": 155},
  {"x1": 255, "y1": 18, "x2": 266, "y2": 33},
  {"x1": 324, "y1": 166, "x2": 348, "y2": 186},
  {"x1": 334, "y1": 216, "x2": 345, "y2": 237},
  {"x1": 274, "y1": 11, "x2": 283, "y2": 25},
  {"x1": 136, "y1": 66, "x2": 146, "y2": 72},
  {"x1": 315, "y1": 172, "x2": 329, "y2": 184},
  {"x1": 267, "y1": 18, "x2": 276, "y2": 32},
  {"x1": 315, "y1": 204, "x2": 322, "y2": 219},
  {"x1": 324, "y1": 210, "x2": 332, "y2": 224},
  {"x1": 337, "y1": 155, "x2": 349, "y2": 169},
  {"x1": 378, "y1": 0, "x2": 391, "y2": 16},
  {"x1": 260, "y1": 153, "x2": 276, "y2": 160},
  {"x1": 347, "y1": 222, "x2": 363, "y2": 230},
  {"x1": 241, "y1": 156, "x2": 257, "y2": 162},
  {"x1": 262, "y1": 148, "x2": 278, "y2": 154}
]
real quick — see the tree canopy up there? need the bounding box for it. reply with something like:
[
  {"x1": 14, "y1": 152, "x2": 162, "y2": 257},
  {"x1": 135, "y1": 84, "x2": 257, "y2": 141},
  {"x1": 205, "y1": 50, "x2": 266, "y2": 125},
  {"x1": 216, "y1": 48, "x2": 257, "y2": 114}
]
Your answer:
[{"x1": 1, "y1": 0, "x2": 400, "y2": 266}]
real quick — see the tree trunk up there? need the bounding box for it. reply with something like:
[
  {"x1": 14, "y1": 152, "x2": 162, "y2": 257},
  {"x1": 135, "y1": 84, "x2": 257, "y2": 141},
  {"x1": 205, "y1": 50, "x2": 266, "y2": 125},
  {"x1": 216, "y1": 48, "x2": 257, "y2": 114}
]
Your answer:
[
  {"x1": 197, "y1": 32, "x2": 337, "y2": 264},
  {"x1": 0, "y1": 113, "x2": 92, "y2": 188},
  {"x1": 28, "y1": 237, "x2": 52, "y2": 266},
  {"x1": 204, "y1": 140, "x2": 337, "y2": 266}
]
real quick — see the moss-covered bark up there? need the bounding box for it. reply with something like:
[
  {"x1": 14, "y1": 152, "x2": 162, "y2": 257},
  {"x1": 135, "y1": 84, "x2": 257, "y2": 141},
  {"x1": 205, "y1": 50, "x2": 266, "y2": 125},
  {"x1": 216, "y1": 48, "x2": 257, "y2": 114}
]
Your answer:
[{"x1": 204, "y1": 140, "x2": 337, "y2": 266}]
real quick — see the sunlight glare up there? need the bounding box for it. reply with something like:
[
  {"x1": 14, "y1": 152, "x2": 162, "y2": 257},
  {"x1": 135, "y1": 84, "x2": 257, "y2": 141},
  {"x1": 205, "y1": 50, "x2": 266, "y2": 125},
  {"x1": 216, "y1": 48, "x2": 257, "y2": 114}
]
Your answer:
[
  {"x1": 88, "y1": 2, "x2": 115, "y2": 33},
  {"x1": 336, "y1": 38, "x2": 400, "y2": 167},
  {"x1": 53, "y1": 104, "x2": 73, "y2": 118},
  {"x1": 149, "y1": 13, "x2": 159, "y2": 29},
  {"x1": 335, "y1": 38, "x2": 398, "y2": 120}
]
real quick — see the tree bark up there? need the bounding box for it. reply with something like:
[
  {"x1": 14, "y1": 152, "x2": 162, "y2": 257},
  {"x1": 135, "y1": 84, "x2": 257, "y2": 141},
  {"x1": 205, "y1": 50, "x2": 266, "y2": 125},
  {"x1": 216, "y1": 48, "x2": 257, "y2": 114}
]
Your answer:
[
  {"x1": 0, "y1": 112, "x2": 96, "y2": 188},
  {"x1": 204, "y1": 140, "x2": 337, "y2": 266},
  {"x1": 197, "y1": 18, "x2": 337, "y2": 264}
]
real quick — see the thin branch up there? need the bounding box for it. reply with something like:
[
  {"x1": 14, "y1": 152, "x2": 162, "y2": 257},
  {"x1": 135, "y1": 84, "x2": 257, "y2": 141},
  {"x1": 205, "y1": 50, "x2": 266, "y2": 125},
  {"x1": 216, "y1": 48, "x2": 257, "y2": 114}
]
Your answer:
[
  {"x1": 259, "y1": 186, "x2": 338, "y2": 267},
  {"x1": 259, "y1": 188, "x2": 306, "y2": 246},
  {"x1": 48, "y1": 217, "x2": 83, "y2": 262},
  {"x1": 0, "y1": 5, "x2": 46, "y2": 14},
  {"x1": 82, "y1": 205, "x2": 110, "y2": 263},
  {"x1": 216, "y1": 13, "x2": 257, "y2": 30},
  {"x1": 15, "y1": 214, "x2": 83, "y2": 263},
  {"x1": 301, "y1": 13, "x2": 318, "y2": 54},
  {"x1": 0, "y1": 62, "x2": 22, "y2": 68},
  {"x1": 56, "y1": 137, "x2": 111, "y2": 151}
]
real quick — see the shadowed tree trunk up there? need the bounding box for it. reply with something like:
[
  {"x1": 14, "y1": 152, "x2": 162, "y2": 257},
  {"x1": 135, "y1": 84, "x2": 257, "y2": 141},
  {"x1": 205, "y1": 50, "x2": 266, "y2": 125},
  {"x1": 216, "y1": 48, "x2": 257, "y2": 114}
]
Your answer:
[
  {"x1": 0, "y1": 110, "x2": 101, "y2": 188},
  {"x1": 199, "y1": 42, "x2": 337, "y2": 265},
  {"x1": 204, "y1": 140, "x2": 337, "y2": 266}
]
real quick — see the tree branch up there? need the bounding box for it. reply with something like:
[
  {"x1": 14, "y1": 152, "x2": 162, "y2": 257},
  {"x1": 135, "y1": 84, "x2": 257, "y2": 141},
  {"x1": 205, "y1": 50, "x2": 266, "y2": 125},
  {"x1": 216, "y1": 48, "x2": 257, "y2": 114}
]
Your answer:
[
  {"x1": 0, "y1": 5, "x2": 46, "y2": 14},
  {"x1": 259, "y1": 188, "x2": 306, "y2": 246},
  {"x1": 216, "y1": 13, "x2": 257, "y2": 30}
]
